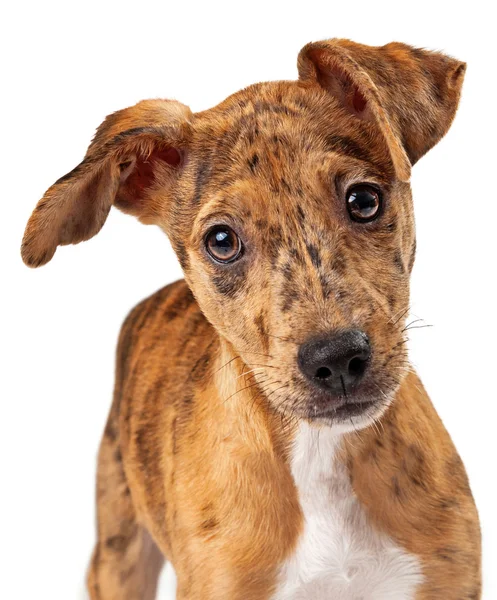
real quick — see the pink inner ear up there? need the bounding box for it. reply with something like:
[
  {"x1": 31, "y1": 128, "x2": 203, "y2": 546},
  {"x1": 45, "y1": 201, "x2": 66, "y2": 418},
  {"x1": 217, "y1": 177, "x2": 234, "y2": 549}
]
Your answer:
[
  {"x1": 156, "y1": 146, "x2": 182, "y2": 167},
  {"x1": 118, "y1": 146, "x2": 182, "y2": 206},
  {"x1": 310, "y1": 50, "x2": 369, "y2": 117},
  {"x1": 352, "y1": 89, "x2": 368, "y2": 113}
]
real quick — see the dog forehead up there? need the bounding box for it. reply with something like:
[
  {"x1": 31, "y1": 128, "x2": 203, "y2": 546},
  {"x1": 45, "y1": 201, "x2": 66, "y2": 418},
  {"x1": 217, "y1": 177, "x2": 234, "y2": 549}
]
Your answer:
[
  {"x1": 190, "y1": 80, "x2": 395, "y2": 193},
  {"x1": 194, "y1": 81, "x2": 349, "y2": 152}
]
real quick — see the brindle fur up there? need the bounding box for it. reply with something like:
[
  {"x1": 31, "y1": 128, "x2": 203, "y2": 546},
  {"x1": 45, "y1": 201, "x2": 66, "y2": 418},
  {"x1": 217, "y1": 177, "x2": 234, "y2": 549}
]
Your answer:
[{"x1": 22, "y1": 39, "x2": 481, "y2": 599}]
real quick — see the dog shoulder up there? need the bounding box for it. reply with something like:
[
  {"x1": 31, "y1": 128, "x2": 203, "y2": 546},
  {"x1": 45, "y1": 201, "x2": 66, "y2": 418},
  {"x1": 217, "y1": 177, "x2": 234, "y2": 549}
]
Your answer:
[
  {"x1": 118, "y1": 279, "x2": 197, "y2": 346},
  {"x1": 116, "y1": 278, "x2": 215, "y2": 383}
]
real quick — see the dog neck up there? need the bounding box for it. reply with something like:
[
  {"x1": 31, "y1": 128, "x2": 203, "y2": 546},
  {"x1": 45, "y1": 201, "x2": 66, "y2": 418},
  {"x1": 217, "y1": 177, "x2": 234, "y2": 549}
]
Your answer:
[{"x1": 211, "y1": 336, "x2": 441, "y2": 519}]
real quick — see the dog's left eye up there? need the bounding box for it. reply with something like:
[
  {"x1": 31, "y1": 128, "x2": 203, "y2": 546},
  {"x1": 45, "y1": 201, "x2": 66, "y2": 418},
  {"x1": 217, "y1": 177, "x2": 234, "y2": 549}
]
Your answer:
[
  {"x1": 346, "y1": 185, "x2": 382, "y2": 222},
  {"x1": 205, "y1": 226, "x2": 243, "y2": 263}
]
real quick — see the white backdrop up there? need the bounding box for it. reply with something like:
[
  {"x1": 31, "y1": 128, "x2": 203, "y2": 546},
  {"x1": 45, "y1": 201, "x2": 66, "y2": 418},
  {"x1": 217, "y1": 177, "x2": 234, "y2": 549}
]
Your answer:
[{"x1": 2, "y1": 0, "x2": 496, "y2": 598}]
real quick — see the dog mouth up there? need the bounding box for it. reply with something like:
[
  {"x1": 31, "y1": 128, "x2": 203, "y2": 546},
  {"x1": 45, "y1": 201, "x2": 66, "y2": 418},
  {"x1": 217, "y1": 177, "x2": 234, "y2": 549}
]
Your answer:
[
  {"x1": 307, "y1": 398, "x2": 378, "y2": 421},
  {"x1": 279, "y1": 381, "x2": 391, "y2": 426}
]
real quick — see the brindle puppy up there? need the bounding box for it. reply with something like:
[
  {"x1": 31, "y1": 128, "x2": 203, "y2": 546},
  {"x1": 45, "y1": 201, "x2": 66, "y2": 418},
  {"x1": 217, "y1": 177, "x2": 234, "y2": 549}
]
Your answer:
[{"x1": 22, "y1": 39, "x2": 481, "y2": 600}]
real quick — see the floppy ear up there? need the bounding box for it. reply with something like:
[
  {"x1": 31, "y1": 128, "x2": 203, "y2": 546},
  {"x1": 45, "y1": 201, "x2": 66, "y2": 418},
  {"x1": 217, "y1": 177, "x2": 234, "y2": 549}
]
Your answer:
[
  {"x1": 21, "y1": 99, "x2": 193, "y2": 267},
  {"x1": 298, "y1": 39, "x2": 466, "y2": 180}
]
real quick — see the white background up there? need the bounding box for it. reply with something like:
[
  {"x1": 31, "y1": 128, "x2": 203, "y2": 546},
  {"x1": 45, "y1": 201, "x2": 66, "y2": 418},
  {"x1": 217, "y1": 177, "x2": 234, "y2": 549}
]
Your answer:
[{"x1": 2, "y1": 1, "x2": 496, "y2": 598}]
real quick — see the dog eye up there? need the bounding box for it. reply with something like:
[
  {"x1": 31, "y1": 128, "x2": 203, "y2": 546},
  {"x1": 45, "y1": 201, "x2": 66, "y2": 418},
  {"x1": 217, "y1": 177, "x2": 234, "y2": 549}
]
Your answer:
[
  {"x1": 346, "y1": 185, "x2": 382, "y2": 222},
  {"x1": 205, "y1": 226, "x2": 243, "y2": 263}
]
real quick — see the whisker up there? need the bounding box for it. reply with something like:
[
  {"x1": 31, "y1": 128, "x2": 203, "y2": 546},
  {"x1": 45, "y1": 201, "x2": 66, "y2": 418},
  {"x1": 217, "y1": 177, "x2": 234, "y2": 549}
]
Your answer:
[
  {"x1": 402, "y1": 318, "x2": 424, "y2": 330},
  {"x1": 237, "y1": 366, "x2": 278, "y2": 380},
  {"x1": 215, "y1": 351, "x2": 275, "y2": 374},
  {"x1": 215, "y1": 355, "x2": 242, "y2": 373},
  {"x1": 221, "y1": 378, "x2": 270, "y2": 406},
  {"x1": 266, "y1": 333, "x2": 299, "y2": 344},
  {"x1": 403, "y1": 324, "x2": 433, "y2": 331},
  {"x1": 389, "y1": 304, "x2": 411, "y2": 326}
]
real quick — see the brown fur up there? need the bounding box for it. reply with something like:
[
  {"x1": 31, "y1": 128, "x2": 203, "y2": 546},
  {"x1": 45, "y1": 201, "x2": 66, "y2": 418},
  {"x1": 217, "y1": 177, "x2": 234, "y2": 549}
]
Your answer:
[{"x1": 21, "y1": 39, "x2": 480, "y2": 598}]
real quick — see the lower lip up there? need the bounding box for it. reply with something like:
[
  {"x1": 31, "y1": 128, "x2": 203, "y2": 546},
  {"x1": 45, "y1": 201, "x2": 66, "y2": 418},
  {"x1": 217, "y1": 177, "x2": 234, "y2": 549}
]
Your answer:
[{"x1": 312, "y1": 400, "x2": 376, "y2": 420}]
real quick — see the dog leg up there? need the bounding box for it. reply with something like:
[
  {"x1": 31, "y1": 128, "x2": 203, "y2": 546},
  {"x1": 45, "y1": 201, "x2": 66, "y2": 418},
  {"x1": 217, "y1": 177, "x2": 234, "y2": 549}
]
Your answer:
[{"x1": 87, "y1": 417, "x2": 164, "y2": 600}]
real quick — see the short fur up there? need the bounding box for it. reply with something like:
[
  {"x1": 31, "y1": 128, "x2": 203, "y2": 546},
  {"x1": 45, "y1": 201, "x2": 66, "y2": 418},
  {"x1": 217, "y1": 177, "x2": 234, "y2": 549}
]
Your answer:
[{"x1": 22, "y1": 39, "x2": 481, "y2": 599}]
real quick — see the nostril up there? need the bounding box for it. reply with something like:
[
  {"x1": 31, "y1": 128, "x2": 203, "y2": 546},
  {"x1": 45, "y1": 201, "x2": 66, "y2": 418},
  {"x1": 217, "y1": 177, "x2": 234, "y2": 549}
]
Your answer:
[
  {"x1": 297, "y1": 329, "x2": 371, "y2": 393},
  {"x1": 315, "y1": 366, "x2": 332, "y2": 380},
  {"x1": 348, "y1": 356, "x2": 367, "y2": 378}
]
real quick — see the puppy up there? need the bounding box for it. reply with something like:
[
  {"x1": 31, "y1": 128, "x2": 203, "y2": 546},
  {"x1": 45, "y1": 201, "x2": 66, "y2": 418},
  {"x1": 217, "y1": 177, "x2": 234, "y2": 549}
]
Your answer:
[{"x1": 22, "y1": 38, "x2": 481, "y2": 599}]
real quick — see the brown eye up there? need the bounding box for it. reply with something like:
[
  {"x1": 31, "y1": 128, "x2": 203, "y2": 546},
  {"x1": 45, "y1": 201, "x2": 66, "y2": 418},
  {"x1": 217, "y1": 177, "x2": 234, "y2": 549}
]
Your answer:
[
  {"x1": 346, "y1": 185, "x2": 382, "y2": 222},
  {"x1": 205, "y1": 226, "x2": 242, "y2": 263}
]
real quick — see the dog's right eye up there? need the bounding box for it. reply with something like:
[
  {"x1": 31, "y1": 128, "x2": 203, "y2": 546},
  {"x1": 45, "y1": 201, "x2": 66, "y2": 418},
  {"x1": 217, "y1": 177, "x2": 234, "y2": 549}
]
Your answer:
[
  {"x1": 346, "y1": 184, "x2": 382, "y2": 223},
  {"x1": 205, "y1": 226, "x2": 243, "y2": 264}
]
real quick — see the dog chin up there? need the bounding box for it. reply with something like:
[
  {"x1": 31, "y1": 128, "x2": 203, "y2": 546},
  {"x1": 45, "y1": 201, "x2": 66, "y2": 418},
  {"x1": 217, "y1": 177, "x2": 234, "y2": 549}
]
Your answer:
[
  {"x1": 307, "y1": 402, "x2": 388, "y2": 433},
  {"x1": 295, "y1": 389, "x2": 395, "y2": 433}
]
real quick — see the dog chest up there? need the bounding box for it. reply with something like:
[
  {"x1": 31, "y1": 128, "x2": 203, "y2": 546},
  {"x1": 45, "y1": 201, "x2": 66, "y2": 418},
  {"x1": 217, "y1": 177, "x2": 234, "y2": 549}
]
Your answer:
[{"x1": 271, "y1": 423, "x2": 424, "y2": 600}]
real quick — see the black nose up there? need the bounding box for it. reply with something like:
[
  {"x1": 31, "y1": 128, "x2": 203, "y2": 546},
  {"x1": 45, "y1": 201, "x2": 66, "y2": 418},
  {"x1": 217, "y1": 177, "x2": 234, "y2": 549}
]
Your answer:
[{"x1": 298, "y1": 330, "x2": 371, "y2": 395}]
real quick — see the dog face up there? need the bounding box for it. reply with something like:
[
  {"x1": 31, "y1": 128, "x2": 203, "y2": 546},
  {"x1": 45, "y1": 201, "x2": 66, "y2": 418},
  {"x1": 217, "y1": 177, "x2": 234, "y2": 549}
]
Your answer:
[{"x1": 22, "y1": 39, "x2": 465, "y2": 430}]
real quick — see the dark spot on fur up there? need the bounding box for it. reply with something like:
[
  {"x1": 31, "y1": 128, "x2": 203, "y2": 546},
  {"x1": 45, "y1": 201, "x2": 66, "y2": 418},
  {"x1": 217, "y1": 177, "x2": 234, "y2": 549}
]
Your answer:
[
  {"x1": 135, "y1": 290, "x2": 166, "y2": 333},
  {"x1": 319, "y1": 272, "x2": 334, "y2": 298},
  {"x1": 266, "y1": 225, "x2": 283, "y2": 265},
  {"x1": 191, "y1": 353, "x2": 210, "y2": 382},
  {"x1": 280, "y1": 261, "x2": 294, "y2": 281},
  {"x1": 403, "y1": 444, "x2": 428, "y2": 489},
  {"x1": 105, "y1": 420, "x2": 117, "y2": 442},
  {"x1": 192, "y1": 162, "x2": 210, "y2": 206},
  {"x1": 175, "y1": 240, "x2": 189, "y2": 270},
  {"x1": 394, "y1": 251, "x2": 405, "y2": 274},
  {"x1": 392, "y1": 476, "x2": 402, "y2": 498},
  {"x1": 436, "y1": 546, "x2": 458, "y2": 562},
  {"x1": 280, "y1": 278, "x2": 296, "y2": 312},
  {"x1": 446, "y1": 453, "x2": 472, "y2": 496},
  {"x1": 324, "y1": 135, "x2": 372, "y2": 163},
  {"x1": 105, "y1": 521, "x2": 137, "y2": 553},
  {"x1": 289, "y1": 246, "x2": 305, "y2": 265},
  {"x1": 331, "y1": 254, "x2": 347, "y2": 275},
  {"x1": 191, "y1": 340, "x2": 215, "y2": 384},
  {"x1": 248, "y1": 153, "x2": 259, "y2": 173},
  {"x1": 439, "y1": 497, "x2": 459, "y2": 510},
  {"x1": 212, "y1": 272, "x2": 243, "y2": 297},
  {"x1": 162, "y1": 285, "x2": 195, "y2": 320},
  {"x1": 306, "y1": 243, "x2": 321, "y2": 268},
  {"x1": 408, "y1": 239, "x2": 417, "y2": 272},
  {"x1": 280, "y1": 177, "x2": 291, "y2": 194},
  {"x1": 200, "y1": 517, "x2": 219, "y2": 533},
  {"x1": 105, "y1": 534, "x2": 128, "y2": 552},
  {"x1": 135, "y1": 424, "x2": 160, "y2": 472},
  {"x1": 254, "y1": 312, "x2": 267, "y2": 338},
  {"x1": 175, "y1": 311, "x2": 207, "y2": 356}
]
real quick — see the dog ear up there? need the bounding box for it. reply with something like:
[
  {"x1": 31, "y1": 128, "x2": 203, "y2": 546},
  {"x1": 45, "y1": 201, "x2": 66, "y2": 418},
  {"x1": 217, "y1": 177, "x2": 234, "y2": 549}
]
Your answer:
[
  {"x1": 298, "y1": 39, "x2": 466, "y2": 180},
  {"x1": 21, "y1": 99, "x2": 193, "y2": 267}
]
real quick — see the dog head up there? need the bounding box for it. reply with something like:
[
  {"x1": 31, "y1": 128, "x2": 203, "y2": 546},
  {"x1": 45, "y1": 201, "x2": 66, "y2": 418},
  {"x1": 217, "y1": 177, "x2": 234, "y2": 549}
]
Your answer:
[{"x1": 22, "y1": 39, "x2": 465, "y2": 431}]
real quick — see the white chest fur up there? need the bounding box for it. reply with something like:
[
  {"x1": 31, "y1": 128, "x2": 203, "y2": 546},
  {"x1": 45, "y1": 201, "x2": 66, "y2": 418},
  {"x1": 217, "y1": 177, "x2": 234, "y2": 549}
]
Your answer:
[{"x1": 271, "y1": 423, "x2": 424, "y2": 600}]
